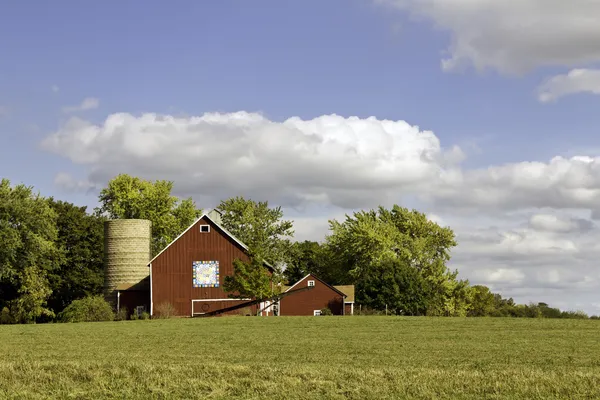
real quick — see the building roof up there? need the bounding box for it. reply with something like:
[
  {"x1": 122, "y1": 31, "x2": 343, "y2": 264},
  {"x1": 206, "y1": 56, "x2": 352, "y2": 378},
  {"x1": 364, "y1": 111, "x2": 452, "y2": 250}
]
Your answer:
[
  {"x1": 115, "y1": 276, "x2": 150, "y2": 291},
  {"x1": 284, "y1": 273, "x2": 348, "y2": 298},
  {"x1": 147, "y1": 208, "x2": 274, "y2": 271},
  {"x1": 334, "y1": 285, "x2": 355, "y2": 303}
]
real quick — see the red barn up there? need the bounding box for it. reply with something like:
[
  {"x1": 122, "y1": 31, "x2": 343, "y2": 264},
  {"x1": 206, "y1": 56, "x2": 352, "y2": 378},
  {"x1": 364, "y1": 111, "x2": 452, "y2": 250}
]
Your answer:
[
  {"x1": 146, "y1": 209, "x2": 354, "y2": 317},
  {"x1": 277, "y1": 274, "x2": 354, "y2": 316},
  {"x1": 148, "y1": 210, "x2": 274, "y2": 317}
]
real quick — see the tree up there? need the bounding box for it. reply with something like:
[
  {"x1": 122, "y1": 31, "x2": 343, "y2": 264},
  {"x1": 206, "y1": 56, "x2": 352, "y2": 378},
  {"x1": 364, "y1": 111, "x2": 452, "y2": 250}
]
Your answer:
[
  {"x1": 324, "y1": 205, "x2": 467, "y2": 316},
  {"x1": 96, "y1": 174, "x2": 202, "y2": 256},
  {"x1": 285, "y1": 241, "x2": 327, "y2": 284},
  {"x1": 359, "y1": 257, "x2": 429, "y2": 316},
  {"x1": 46, "y1": 199, "x2": 106, "y2": 314},
  {"x1": 223, "y1": 258, "x2": 274, "y2": 300},
  {"x1": 216, "y1": 196, "x2": 294, "y2": 265},
  {"x1": 217, "y1": 197, "x2": 294, "y2": 300},
  {"x1": 0, "y1": 179, "x2": 63, "y2": 322},
  {"x1": 468, "y1": 285, "x2": 497, "y2": 317}
]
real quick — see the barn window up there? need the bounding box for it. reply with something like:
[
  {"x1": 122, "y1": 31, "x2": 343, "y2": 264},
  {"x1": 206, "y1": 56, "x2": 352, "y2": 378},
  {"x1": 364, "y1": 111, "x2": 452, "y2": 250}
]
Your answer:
[
  {"x1": 313, "y1": 310, "x2": 321, "y2": 316},
  {"x1": 308, "y1": 280, "x2": 315, "y2": 287},
  {"x1": 200, "y1": 225, "x2": 210, "y2": 233}
]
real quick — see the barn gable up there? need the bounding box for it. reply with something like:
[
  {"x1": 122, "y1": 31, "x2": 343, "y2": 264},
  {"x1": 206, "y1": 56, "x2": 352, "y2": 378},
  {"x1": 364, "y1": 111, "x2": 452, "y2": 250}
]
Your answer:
[
  {"x1": 148, "y1": 209, "x2": 273, "y2": 317},
  {"x1": 279, "y1": 273, "x2": 348, "y2": 316}
]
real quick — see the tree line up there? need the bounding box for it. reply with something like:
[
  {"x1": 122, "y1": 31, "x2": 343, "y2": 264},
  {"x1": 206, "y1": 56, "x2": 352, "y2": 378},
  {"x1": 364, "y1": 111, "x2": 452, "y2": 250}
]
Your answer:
[{"x1": 0, "y1": 174, "x2": 596, "y2": 323}]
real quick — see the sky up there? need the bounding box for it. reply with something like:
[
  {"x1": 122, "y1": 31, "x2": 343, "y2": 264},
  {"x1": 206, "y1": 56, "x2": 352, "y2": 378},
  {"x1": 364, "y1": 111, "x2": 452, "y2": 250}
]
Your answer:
[{"x1": 2, "y1": 0, "x2": 600, "y2": 314}]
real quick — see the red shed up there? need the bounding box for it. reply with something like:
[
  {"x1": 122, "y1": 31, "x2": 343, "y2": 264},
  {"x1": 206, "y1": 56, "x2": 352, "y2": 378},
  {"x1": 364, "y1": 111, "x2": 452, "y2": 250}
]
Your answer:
[
  {"x1": 277, "y1": 273, "x2": 352, "y2": 316},
  {"x1": 148, "y1": 210, "x2": 274, "y2": 317}
]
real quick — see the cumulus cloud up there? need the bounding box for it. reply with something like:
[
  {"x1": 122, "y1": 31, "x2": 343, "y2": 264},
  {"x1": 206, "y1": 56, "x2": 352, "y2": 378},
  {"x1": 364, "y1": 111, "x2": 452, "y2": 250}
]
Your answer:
[
  {"x1": 538, "y1": 69, "x2": 600, "y2": 102},
  {"x1": 41, "y1": 112, "x2": 461, "y2": 208},
  {"x1": 62, "y1": 97, "x2": 99, "y2": 113},
  {"x1": 529, "y1": 213, "x2": 593, "y2": 234},
  {"x1": 424, "y1": 156, "x2": 600, "y2": 213},
  {"x1": 54, "y1": 172, "x2": 97, "y2": 193},
  {"x1": 377, "y1": 0, "x2": 600, "y2": 74}
]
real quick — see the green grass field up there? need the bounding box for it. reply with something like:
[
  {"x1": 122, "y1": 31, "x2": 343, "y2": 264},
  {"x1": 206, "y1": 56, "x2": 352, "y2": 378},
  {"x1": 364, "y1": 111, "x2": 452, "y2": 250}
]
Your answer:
[{"x1": 1, "y1": 317, "x2": 599, "y2": 399}]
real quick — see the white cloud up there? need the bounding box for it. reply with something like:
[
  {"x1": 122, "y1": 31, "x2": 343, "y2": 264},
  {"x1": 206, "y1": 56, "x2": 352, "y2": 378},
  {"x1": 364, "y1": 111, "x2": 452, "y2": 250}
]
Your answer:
[
  {"x1": 538, "y1": 69, "x2": 600, "y2": 103},
  {"x1": 41, "y1": 112, "x2": 460, "y2": 208},
  {"x1": 53, "y1": 172, "x2": 96, "y2": 193},
  {"x1": 529, "y1": 213, "x2": 593, "y2": 234},
  {"x1": 52, "y1": 85, "x2": 60, "y2": 93},
  {"x1": 377, "y1": 0, "x2": 600, "y2": 74},
  {"x1": 62, "y1": 97, "x2": 99, "y2": 113},
  {"x1": 425, "y1": 156, "x2": 600, "y2": 213}
]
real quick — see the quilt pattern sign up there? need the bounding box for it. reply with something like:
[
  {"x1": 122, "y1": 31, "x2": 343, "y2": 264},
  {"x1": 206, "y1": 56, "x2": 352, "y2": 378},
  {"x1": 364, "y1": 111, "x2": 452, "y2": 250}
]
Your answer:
[{"x1": 192, "y1": 260, "x2": 219, "y2": 288}]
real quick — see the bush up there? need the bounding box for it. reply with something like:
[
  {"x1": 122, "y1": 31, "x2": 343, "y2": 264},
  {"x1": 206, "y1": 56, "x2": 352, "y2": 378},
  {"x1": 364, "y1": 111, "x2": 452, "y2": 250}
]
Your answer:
[
  {"x1": 140, "y1": 312, "x2": 150, "y2": 320},
  {"x1": 59, "y1": 296, "x2": 114, "y2": 323},
  {"x1": 591, "y1": 315, "x2": 599, "y2": 320},
  {"x1": 0, "y1": 307, "x2": 14, "y2": 324},
  {"x1": 320, "y1": 308, "x2": 333, "y2": 316},
  {"x1": 130, "y1": 312, "x2": 139, "y2": 320},
  {"x1": 115, "y1": 307, "x2": 128, "y2": 321},
  {"x1": 154, "y1": 302, "x2": 176, "y2": 319},
  {"x1": 354, "y1": 306, "x2": 387, "y2": 316}
]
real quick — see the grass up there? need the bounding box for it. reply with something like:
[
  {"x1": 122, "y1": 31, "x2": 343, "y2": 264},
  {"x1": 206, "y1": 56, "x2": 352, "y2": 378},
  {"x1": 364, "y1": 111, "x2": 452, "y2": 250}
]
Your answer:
[{"x1": 1, "y1": 317, "x2": 599, "y2": 399}]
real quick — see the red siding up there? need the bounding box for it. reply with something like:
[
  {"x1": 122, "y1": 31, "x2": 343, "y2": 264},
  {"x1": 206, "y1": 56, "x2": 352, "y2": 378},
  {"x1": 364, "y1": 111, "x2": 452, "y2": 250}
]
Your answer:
[
  {"x1": 151, "y1": 216, "x2": 258, "y2": 316},
  {"x1": 279, "y1": 274, "x2": 345, "y2": 316}
]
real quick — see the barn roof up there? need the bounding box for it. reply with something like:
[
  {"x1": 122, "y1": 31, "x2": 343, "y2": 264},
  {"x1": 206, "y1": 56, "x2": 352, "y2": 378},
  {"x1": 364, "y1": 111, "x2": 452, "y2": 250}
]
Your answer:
[
  {"x1": 334, "y1": 285, "x2": 355, "y2": 303},
  {"x1": 147, "y1": 208, "x2": 274, "y2": 270},
  {"x1": 284, "y1": 273, "x2": 348, "y2": 298}
]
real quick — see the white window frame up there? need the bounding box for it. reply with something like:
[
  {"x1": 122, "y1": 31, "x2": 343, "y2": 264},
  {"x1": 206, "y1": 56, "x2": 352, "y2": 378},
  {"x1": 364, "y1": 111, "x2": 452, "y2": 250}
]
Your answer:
[
  {"x1": 308, "y1": 280, "x2": 315, "y2": 287},
  {"x1": 199, "y1": 224, "x2": 210, "y2": 233},
  {"x1": 314, "y1": 310, "x2": 321, "y2": 316}
]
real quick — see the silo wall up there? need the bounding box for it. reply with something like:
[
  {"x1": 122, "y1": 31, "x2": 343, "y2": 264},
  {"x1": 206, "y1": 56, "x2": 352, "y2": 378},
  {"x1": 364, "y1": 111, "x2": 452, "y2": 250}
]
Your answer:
[{"x1": 103, "y1": 219, "x2": 152, "y2": 307}]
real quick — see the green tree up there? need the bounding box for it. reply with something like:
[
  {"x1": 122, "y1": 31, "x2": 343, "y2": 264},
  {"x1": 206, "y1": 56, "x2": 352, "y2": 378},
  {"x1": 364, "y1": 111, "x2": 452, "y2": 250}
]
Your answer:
[
  {"x1": 96, "y1": 174, "x2": 202, "y2": 256},
  {"x1": 216, "y1": 196, "x2": 294, "y2": 265},
  {"x1": 217, "y1": 197, "x2": 293, "y2": 300},
  {"x1": 324, "y1": 205, "x2": 467, "y2": 316},
  {"x1": 46, "y1": 199, "x2": 106, "y2": 314},
  {"x1": 468, "y1": 285, "x2": 497, "y2": 316},
  {"x1": 285, "y1": 241, "x2": 327, "y2": 284},
  {"x1": 359, "y1": 257, "x2": 429, "y2": 316},
  {"x1": 224, "y1": 258, "x2": 274, "y2": 300},
  {"x1": 0, "y1": 179, "x2": 63, "y2": 322}
]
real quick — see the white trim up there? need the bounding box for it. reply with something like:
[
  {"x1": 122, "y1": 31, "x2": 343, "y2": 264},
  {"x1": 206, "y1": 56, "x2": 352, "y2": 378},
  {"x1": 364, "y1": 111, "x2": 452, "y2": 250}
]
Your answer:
[
  {"x1": 307, "y1": 280, "x2": 315, "y2": 287},
  {"x1": 149, "y1": 263, "x2": 153, "y2": 316},
  {"x1": 117, "y1": 291, "x2": 121, "y2": 312},
  {"x1": 284, "y1": 274, "x2": 312, "y2": 293},
  {"x1": 313, "y1": 310, "x2": 321, "y2": 316},
  {"x1": 147, "y1": 209, "x2": 273, "y2": 269},
  {"x1": 284, "y1": 274, "x2": 347, "y2": 299},
  {"x1": 199, "y1": 224, "x2": 210, "y2": 233},
  {"x1": 351, "y1": 303, "x2": 354, "y2": 315}
]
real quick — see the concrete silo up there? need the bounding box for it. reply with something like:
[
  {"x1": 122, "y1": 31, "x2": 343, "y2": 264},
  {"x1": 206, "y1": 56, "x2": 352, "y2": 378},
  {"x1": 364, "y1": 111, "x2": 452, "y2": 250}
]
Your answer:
[{"x1": 103, "y1": 219, "x2": 152, "y2": 307}]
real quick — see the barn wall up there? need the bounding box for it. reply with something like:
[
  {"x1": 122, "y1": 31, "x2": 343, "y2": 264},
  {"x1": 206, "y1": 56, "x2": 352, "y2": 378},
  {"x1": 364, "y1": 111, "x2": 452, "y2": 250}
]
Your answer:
[
  {"x1": 119, "y1": 290, "x2": 150, "y2": 316},
  {"x1": 151, "y1": 216, "x2": 252, "y2": 316},
  {"x1": 279, "y1": 274, "x2": 344, "y2": 316}
]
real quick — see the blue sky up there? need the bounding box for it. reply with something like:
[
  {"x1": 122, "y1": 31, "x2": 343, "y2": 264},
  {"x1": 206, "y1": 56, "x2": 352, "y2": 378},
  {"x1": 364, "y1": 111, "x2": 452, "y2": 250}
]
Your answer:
[{"x1": 2, "y1": 0, "x2": 600, "y2": 313}]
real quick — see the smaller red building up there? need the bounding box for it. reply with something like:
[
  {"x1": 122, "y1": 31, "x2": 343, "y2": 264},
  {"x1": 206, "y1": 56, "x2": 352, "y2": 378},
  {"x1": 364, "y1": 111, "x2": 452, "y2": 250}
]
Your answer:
[{"x1": 278, "y1": 274, "x2": 354, "y2": 316}]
